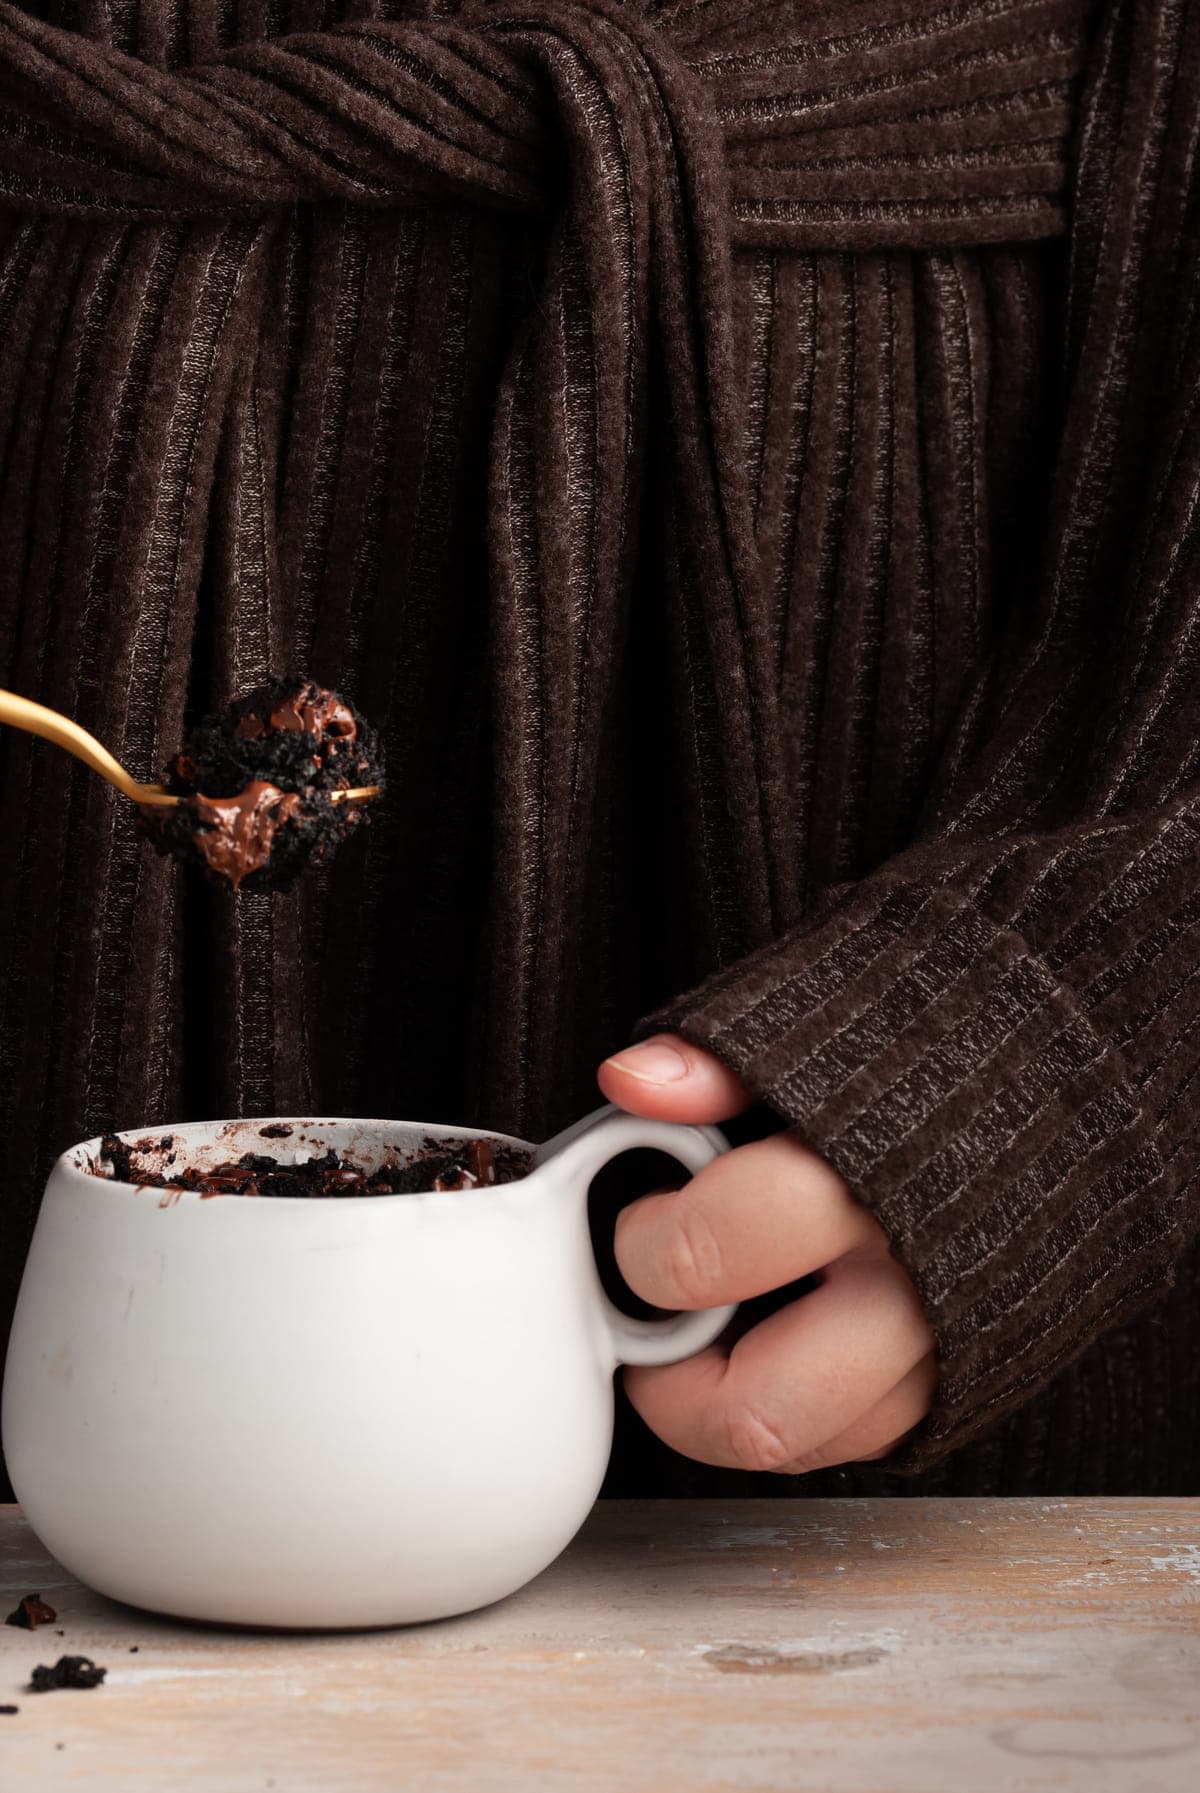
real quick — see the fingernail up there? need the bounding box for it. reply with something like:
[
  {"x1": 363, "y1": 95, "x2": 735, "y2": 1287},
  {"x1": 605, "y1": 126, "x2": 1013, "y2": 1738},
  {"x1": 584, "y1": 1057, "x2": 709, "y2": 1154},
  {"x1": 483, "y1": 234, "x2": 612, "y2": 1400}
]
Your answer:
[{"x1": 604, "y1": 1039, "x2": 690, "y2": 1083}]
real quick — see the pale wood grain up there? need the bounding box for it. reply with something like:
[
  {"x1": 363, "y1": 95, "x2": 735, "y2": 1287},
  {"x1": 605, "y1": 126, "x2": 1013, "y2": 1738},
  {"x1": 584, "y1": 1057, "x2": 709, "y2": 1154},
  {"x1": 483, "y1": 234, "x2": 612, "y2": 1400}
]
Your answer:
[{"x1": 2, "y1": 1499, "x2": 1198, "y2": 1792}]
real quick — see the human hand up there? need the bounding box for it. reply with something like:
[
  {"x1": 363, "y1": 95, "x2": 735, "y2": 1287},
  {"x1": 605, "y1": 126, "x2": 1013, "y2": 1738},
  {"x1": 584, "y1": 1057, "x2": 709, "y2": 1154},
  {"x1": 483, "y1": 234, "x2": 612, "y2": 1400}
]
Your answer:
[{"x1": 595, "y1": 1034, "x2": 936, "y2": 1473}]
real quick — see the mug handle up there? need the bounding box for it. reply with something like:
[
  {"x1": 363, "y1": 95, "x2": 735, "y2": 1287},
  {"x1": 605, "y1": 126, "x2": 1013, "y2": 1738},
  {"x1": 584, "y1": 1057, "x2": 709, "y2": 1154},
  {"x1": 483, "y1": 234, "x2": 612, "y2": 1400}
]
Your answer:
[{"x1": 542, "y1": 1104, "x2": 738, "y2": 1368}]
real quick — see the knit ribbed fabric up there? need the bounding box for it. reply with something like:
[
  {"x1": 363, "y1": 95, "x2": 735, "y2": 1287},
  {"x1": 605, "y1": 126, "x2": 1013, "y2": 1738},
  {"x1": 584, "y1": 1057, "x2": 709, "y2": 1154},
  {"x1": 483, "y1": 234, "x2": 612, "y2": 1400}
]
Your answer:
[{"x1": 1, "y1": 0, "x2": 1198, "y2": 1498}]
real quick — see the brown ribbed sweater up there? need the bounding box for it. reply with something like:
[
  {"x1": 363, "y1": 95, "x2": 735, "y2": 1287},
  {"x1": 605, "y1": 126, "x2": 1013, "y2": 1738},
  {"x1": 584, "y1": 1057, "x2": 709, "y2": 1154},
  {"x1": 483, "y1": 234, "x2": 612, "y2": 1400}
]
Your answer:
[{"x1": 0, "y1": 0, "x2": 1198, "y2": 1501}]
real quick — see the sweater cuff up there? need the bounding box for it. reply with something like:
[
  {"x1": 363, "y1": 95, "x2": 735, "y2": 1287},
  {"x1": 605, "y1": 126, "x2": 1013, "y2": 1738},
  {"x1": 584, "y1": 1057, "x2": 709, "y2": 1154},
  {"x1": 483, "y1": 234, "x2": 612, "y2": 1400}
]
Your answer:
[{"x1": 634, "y1": 873, "x2": 1183, "y2": 1472}]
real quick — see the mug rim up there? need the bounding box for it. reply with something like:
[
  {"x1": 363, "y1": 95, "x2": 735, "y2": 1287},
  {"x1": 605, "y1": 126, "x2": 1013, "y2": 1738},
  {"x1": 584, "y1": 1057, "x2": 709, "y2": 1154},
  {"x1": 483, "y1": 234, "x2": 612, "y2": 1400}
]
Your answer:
[{"x1": 56, "y1": 1114, "x2": 543, "y2": 1210}]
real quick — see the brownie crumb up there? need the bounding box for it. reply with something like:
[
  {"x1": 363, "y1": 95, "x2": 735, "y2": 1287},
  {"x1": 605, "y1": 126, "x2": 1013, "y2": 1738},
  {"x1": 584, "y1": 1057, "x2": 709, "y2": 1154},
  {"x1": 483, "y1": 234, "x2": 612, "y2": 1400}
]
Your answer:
[
  {"x1": 129, "y1": 1646, "x2": 139, "y2": 1653},
  {"x1": 137, "y1": 677, "x2": 384, "y2": 892},
  {"x1": 96, "y1": 1133, "x2": 136, "y2": 1182},
  {"x1": 0, "y1": 1705, "x2": 18, "y2": 1715},
  {"x1": 5, "y1": 1594, "x2": 57, "y2": 1630},
  {"x1": 29, "y1": 1656, "x2": 106, "y2": 1692},
  {"x1": 258, "y1": 1124, "x2": 293, "y2": 1139}
]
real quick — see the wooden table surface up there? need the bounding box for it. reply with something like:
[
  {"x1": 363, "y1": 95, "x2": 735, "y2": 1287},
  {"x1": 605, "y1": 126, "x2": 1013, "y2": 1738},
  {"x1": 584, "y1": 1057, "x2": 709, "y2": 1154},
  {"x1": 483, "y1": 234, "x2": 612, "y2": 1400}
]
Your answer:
[{"x1": 2, "y1": 1498, "x2": 1198, "y2": 1791}]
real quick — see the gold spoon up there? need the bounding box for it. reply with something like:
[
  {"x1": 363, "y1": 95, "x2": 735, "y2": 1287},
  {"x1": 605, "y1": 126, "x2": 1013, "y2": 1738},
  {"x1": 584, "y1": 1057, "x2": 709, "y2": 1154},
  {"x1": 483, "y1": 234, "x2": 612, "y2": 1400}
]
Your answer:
[{"x1": 0, "y1": 689, "x2": 380, "y2": 808}]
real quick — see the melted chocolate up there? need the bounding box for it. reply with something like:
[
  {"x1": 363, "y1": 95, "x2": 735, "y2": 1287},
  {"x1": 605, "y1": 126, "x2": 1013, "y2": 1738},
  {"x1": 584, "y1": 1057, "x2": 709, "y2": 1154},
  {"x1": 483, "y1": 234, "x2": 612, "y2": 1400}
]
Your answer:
[
  {"x1": 191, "y1": 781, "x2": 303, "y2": 888},
  {"x1": 236, "y1": 682, "x2": 357, "y2": 743}
]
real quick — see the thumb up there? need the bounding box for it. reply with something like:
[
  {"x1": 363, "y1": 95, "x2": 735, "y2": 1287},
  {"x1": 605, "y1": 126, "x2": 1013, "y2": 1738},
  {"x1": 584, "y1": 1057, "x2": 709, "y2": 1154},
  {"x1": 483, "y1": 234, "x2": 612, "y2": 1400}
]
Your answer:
[{"x1": 596, "y1": 1032, "x2": 753, "y2": 1123}]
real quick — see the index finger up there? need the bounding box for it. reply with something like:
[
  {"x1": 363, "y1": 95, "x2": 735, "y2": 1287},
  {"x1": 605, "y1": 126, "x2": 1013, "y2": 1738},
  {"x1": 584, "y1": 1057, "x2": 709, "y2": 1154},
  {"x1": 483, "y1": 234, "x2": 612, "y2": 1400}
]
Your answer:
[{"x1": 614, "y1": 1131, "x2": 881, "y2": 1311}]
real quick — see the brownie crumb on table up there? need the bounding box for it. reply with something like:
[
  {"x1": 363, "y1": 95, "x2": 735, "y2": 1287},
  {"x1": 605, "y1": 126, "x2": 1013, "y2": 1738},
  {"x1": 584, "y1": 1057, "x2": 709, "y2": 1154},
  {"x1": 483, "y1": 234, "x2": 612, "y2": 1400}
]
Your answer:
[
  {"x1": 29, "y1": 1657, "x2": 106, "y2": 1692},
  {"x1": 92, "y1": 1132, "x2": 532, "y2": 1197},
  {"x1": 137, "y1": 677, "x2": 385, "y2": 892},
  {"x1": 5, "y1": 1594, "x2": 56, "y2": 1630}
]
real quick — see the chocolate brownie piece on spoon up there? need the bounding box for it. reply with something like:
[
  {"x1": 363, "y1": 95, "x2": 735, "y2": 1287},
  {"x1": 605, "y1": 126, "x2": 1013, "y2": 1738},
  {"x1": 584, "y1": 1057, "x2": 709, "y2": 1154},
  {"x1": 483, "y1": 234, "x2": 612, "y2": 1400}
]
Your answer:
[{"x1": 139, "y1": 678, "x2": 384, "y2": 891}]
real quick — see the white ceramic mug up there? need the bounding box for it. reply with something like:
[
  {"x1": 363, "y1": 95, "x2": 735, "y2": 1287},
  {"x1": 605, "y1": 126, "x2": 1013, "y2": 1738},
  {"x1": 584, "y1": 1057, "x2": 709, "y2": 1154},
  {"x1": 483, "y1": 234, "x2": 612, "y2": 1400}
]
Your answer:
[{"x1": 1, "y1": 1102, "x2": 734, "y2": 1628}]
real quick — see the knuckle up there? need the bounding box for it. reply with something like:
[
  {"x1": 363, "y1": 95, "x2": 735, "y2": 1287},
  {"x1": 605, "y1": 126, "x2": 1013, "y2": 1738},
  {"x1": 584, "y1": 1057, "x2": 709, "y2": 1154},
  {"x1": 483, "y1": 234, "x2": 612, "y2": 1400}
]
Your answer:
[
  {"x1": 661, "y1": 1200, "x2": 724, "y2": 1308},
  {"x1": 722, "y1": 1401, "x2": 794, "y2": 1474}
]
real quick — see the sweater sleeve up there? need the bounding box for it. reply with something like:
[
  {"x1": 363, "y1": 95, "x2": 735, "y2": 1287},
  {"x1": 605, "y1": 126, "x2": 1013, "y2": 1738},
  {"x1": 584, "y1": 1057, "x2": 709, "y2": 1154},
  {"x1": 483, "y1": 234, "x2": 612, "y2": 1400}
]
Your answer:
[{"x1": 634, "y1": 0, "x2": 1200, "y2": 1471}]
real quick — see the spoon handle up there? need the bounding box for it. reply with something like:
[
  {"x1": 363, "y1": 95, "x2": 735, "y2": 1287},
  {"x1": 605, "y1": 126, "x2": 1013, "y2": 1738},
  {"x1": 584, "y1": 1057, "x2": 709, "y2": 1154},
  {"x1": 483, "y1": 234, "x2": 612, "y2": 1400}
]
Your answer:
[
  {"x1": 1, "y1": 688, "x2": 379, "y2": 809},
  {"x1": 0, "y1": 688, "x2": 176, "y2": 806}
]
